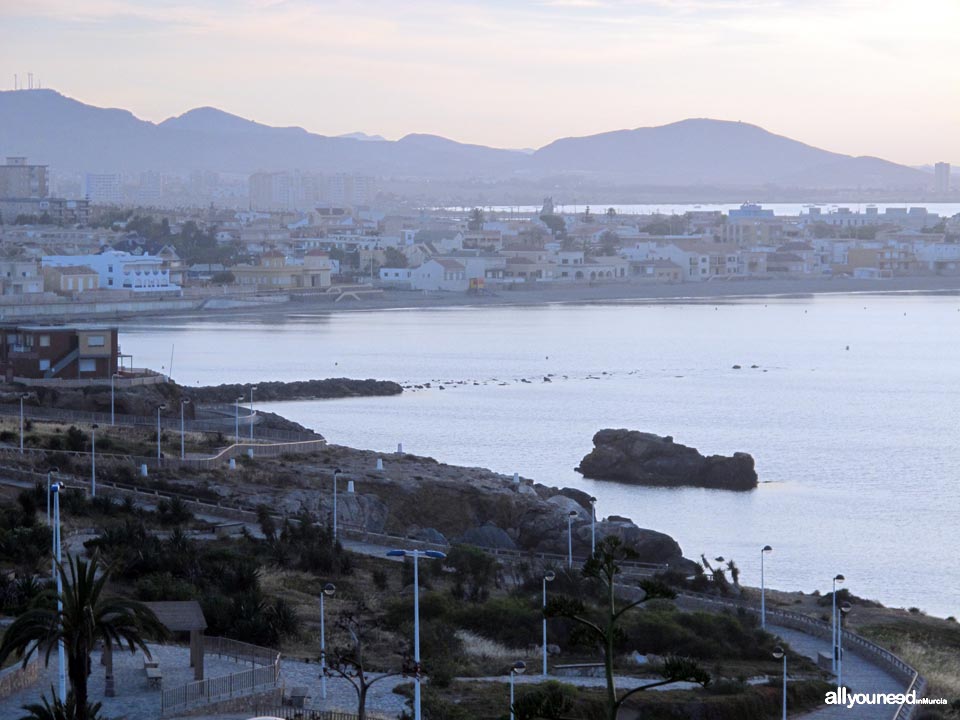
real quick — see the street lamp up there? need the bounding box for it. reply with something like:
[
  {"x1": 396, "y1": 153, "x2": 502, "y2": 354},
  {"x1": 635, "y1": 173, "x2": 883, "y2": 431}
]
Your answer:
[
  {"x1": 760, "y1": 545, "x2": 773, "y2": 629},
  {"x1": 179, "y1": 398, "x2": 190, "y2": 459},
  {"x1": 156, "y1": 404, "x2": 166, "y2": 460},
  {"x1": 838, "y1": 601, "x2": 852, "y2": 689},
  {"x1": 566, "y1": 510, "x2": 577, "y2": 568},
  {"x1": 772, "y1": 646, "x2": 786, "y2": 720},
  {"x1": 831, "y1": 574, "x2": 845, "y2": 673},
  {"x1": 90, "y1": 424, "x2": 99, "y2": 497},
  {"x1": 332, "y1": 468, "x2": 342, "y2": 542},
  {"x1": 249, "y1": 386, "x2": 258, "y2": 441},
  {"x1": 19, "y1": 393, "x2": 28, "y2": 453},
  {"x1": 589, "y1": 497, "x2": 597, "y2": 556},
  {"x1": 50, "y1": 482, "x2": 66, "y2": 701},
  {"x1": 319, "y1": 582, "x2": 335, "y2": 700},
  {"x1": 509, "y1": 660, "x2": 526, "y2": 720},
  {"x1": 542, "y1": 570, "x2": 555, "y2": 676},
  {"x1": 46, "y1": 466, "x2": 58, "y2": 525},
  {"x1": 234, "y1": 395, "x2": 244, "y2": 445},
  {"x1": 110, "y1": 372, "x2": 121, "y2": 425},
  {"x1": 385, "y1": 548, "x2": 446, "y2": 720}
]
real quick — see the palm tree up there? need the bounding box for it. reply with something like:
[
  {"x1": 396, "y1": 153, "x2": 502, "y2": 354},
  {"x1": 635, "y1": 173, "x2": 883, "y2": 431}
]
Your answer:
[
  {"x1": 0, "y1": 554, "x2": 168, "y2": 720},
  {"x1": 18, "y1": 688, "x2": 102, "y2": 720}
]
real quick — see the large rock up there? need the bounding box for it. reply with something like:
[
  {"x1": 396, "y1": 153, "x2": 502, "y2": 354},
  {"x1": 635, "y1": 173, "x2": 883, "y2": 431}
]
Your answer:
[
  {"x1": 460, "y1": 522, "x2": 517, "y2": 550},
  {"x1": 576, "y1": 430, "x2": 757, "y2": 491}
]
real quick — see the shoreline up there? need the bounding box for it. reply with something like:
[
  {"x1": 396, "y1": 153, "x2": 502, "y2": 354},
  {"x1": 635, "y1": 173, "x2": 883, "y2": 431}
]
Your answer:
[{"x1": 116, "y1": 275, "x2": 960, "y2": 324}]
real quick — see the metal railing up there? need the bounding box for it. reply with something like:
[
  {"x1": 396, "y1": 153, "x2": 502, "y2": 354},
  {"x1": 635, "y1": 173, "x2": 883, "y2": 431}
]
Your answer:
[
  {"x1": 676, "y1": 591, "x2": 926, "y2": 719},
  {"x1": 160, "y1": 637, "x2": 280, "y2": 715}
]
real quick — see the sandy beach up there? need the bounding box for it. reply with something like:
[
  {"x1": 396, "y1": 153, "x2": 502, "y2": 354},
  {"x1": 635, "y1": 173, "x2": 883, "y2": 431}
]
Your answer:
[{"x1": 157, "y1": 275, "x2": 960, "y2": 322}]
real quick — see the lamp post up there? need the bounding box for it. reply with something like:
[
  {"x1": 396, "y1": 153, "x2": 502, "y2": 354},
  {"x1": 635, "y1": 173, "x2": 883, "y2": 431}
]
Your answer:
[
  {"x1": 772, "y1": 646, "x2": 786, "y2": 720},
  {"x1": 509, "y1": 660, "x2": 526, "y2": 720},
  {"x1": 319, "y1": 582, "x2": 335, "y2": 700},
  {"x1": 332, "y1": 468, "x2": 341, "y2": 542},
  {"x1": 156, "y1": 404, "x2": 166, "y2": 461},
  {"x1": 249, "y1": 386, "x2": 258, "y2": 441},
  {"x1": 760, "y1": 545, "x2": 773, "y2": 629},
  {"x1": 180, "y1": 398, "x2": 190, "y2": 459},
  {"x1": 234, "y1": 396, "x2": 243, "y2": 445},
  {"x1": 91, "y1": 424, "x2": 99, "y2": 497},
  {"x1": 110, "y1": 372, "x2": 121, "y2": 425},
  {"x1": 837, "y1": 601, "x2": 852, "y2": 689},
  {"x1": 831, "y1": 574, "x2": 845, "y2": 673},
  {"x1": 589, "y1": 497, "x2": 597, "y2": 556},
  {"x1": 46, "y1": 467, "x2": 58, "y2": 525},
  {"x1": 19, "y1": 393, "x2": 28, "y2": 453},
  {"x1": 566, "y1": 510, "x2": 577, "y2": 568},
  {"x1": 385, "y1": 549, "x2": 446, "y2": 720},
  {"x1": 51, "y1": 482, "x2": 66, "y2": 701},
  {"x1": 542, "y1": 570, "x2": 555, "y2": 677}
]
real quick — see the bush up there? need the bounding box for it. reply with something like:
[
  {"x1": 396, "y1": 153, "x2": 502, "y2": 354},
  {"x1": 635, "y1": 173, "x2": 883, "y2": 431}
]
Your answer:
[
  {"x1": 65, "y1": 425, "x2": 87, "y2": 452},
  {"x1": 134, "y1": 572, "x2": 199, "y2": 601},
  {"x1": 372, "y1": 568, "x2": 389, "y2": 591}
]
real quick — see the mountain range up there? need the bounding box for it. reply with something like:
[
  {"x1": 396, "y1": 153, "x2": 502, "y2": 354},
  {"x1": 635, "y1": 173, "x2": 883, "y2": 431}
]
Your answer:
[{"x1": 0, "y1": 89, "x2": 932, "y2": 190}]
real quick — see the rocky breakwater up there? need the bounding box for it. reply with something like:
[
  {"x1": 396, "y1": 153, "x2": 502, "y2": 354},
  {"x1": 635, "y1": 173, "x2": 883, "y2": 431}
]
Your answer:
[
  {"x1": 577, "y1": 430, "x2": 758, "y2": 491},
  {"x1": 215, "y1": 443, "x2": 695, "y2": 570},
  {"x1": 187, "y1": 378, "x2": 403, "y2": 403}
]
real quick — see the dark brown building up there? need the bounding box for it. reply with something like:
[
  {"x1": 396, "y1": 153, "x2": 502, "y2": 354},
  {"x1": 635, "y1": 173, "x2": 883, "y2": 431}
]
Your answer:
[{"x1": 0, "y1": 325, "x2": 119, "y2": 381}]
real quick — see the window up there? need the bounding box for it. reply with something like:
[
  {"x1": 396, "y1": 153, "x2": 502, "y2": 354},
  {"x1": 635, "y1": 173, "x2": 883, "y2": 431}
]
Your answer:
[
  {"x1": 88, "y1": 335, "x2": 105, "y2": 347},
  {"x1": 79, "y1": 359, "x2": 96, "y2": 373},
  {"x1": 39, "y1": 335, "x2": 50, "y2": 347},
  {"x1": 39, "y1": 359, "x2": 50, "y2": 371}
]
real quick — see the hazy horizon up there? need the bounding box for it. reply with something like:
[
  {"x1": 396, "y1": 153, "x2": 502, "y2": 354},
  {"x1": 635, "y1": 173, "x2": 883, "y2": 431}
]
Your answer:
[{"x1": 1, "y1": 0, "x2": 958, "y2": 166}]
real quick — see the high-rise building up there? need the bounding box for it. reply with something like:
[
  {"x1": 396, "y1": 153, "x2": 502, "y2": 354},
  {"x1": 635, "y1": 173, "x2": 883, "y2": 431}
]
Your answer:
[
  {"x1": 934, "y1": 162, "x2": 951, "y2": 194},
  {"x1": 84, "y1": 173, "x2": 123, "y2": 205},
  {"x1": 0, "y1": 157, "x2": 49, "y2": 198}
]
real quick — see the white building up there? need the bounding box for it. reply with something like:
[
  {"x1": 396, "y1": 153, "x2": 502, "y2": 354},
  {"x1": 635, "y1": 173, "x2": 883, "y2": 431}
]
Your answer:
[
  {"x1": 380, "y1": 259, "x2": 468, "y2": 291},
  {"x1": 84, "y1": 174, "x2": 123, "y2": 205},
  {"x1": 42, "y1": 250, "x2": 179, "y2": 292}
]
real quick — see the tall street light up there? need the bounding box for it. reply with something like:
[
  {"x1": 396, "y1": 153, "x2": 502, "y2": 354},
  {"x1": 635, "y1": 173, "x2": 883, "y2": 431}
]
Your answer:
[
  {"x1": 385, "y1": 548, "x2": 446, "y2": 720},
  {"x1": 51, "y1": 482, "x2": 66, "y2": 701},
  {"x1": 760, "y1": 545, "x2": 773, "y2": 629},
  {"x1": 234, "y1": 395, "x2": 244, "y2": 445},
  {"x1": 90, "y1": 424, "x2": 99, "y2": 497},
  {"x1": 156, "y1": 404, "x2": 166, "y2": 460},
  {"x1": 509, "y1": 660, "x2": 526, "y2": 720},
  {"x1": 566, "y1": 510, "x2": 577, "y2": 568},
  {"x1": 589, "y1": 497, "x2": 597, "y2": 556},
  {"x1": 319, "y1": 582, "x2": 335, "y2": 700},
  {"x1": 542, "y1": 570, "x2": 555, "y2": 677},
  {"x1": 180, "y1": 398, "x2": 190, "y2": 459},
  {"x1": 831, "y1": 574, "x2": 845, "y2": 673},
  {"x1": 332, "y1": 468, "x2": 341, "y2": 542},
  {"x1": 46, "y1": 466, "x2": 58, "y2": 525},
  {"x1": 19, "y1": 393, "x2": 29, "y2": 453},
  {"x1": 837, "y1": 601, "x2": 852, "y2": 689},
  {"x1": 249, "y1": 386, "x2": 258, "y2": 441},
  {"x1": 772, "y1": 646, "x2": 786, "y2": 720},
  {"x1": 110, "y1": 372, "x2": 121, "y2": 425}
]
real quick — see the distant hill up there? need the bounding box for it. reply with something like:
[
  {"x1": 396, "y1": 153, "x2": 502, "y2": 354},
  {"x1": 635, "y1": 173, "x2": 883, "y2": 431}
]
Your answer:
[{"x1": 0, "y1": 90, "x2": 931, "y2": 190}]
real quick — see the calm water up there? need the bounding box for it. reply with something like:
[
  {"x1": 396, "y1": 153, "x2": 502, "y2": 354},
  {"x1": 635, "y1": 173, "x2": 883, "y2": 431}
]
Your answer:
[
  {"x1": 454, "y1": 201, "x2": 960, "y2": 217},
  {"x1": 121, "y1": 296, "x2": 960, "y2": 617}
]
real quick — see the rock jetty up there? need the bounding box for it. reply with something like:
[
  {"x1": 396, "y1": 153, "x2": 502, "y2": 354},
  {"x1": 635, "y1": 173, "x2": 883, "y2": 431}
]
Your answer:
[{"x1": 576, "y1": 429, "x2": 758, "y2": 491}]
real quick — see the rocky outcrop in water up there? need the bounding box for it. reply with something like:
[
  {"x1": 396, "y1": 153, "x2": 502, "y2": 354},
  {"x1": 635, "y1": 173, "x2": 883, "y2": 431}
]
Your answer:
[{"x1": 576, "y1": 430, "x2": 758, "y2": 491}]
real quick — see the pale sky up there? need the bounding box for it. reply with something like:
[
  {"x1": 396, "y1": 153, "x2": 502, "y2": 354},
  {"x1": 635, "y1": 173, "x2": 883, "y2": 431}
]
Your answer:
[{"x1": 1, "y1": 0, "x2": 958, "y2": 164}]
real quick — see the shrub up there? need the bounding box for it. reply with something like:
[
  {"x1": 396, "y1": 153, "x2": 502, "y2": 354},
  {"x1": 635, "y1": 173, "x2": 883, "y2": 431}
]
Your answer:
[
  {"x1": 134, "y1": 572, "x2": 199, "y2": 601},
  {"x1": 372, "y1": 568, "x2": 389, "y2": 591}
]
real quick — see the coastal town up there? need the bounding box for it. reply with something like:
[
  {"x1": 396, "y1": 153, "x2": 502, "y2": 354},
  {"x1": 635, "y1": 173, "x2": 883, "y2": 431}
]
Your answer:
[{"x1": 1, "y1": 155, "x2": 959, "y2": 320}]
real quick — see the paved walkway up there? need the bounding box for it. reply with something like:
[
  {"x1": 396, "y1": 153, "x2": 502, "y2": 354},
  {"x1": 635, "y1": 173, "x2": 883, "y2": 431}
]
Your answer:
[{"x1": 768, "y1": 624, "x2": 906, "y2": 719}]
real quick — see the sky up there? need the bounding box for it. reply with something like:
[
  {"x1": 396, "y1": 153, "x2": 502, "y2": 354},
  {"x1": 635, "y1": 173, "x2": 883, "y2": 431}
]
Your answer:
[{"x1": 1, "y1": 0, "x2": 958, "y2": 165}]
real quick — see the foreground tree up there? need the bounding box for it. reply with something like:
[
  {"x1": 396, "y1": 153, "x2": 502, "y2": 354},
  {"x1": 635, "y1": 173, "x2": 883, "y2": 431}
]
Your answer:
[
  {"x1": 18, "y1": 689, "x2": 102, "y2": 720},
  {"x1": 0, "y1": 555, "x2": 168, "y2": 720},
  {"x1": 545, "y1": 536, "x2": 710, "y2": 720}
]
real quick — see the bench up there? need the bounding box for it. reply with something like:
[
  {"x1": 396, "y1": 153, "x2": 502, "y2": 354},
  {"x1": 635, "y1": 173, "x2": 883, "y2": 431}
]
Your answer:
[{"x1": 145, "y1": 666, "x2": 163, "y2": 688}]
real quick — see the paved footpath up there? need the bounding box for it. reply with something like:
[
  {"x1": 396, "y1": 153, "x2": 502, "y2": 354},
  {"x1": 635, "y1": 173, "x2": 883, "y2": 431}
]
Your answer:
[{"x1": 768, "y1": 624, "x2": 906, "y2": 720}]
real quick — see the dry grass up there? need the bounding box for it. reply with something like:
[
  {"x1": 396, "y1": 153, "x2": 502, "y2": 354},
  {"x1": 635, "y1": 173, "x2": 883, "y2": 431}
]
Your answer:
[
  {"x1": 455, "y1": 629, "x2": 518, "y2": 660},
  {"x1": 891, "y1": 638, "x2": 960, "y2": 700}
]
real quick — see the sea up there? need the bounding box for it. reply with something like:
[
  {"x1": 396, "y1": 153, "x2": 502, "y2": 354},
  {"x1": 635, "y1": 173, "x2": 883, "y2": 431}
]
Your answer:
[
  {"x1": 120, "y1": 293, "x2": 960, "y2": 617},
  {"x1": 447, "y1": 201, "x2": 960, "y2": 217}
]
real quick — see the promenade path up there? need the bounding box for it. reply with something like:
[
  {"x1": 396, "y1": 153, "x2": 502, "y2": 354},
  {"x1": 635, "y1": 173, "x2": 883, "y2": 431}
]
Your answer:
[{"x1": 768, "y1": 624, "x2": 906, "y2": 719}]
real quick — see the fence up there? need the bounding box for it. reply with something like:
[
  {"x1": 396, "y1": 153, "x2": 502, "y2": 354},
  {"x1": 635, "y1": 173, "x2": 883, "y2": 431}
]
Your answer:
[
  {"x1": 676, "y1": 591, "x2": 925, "y2": 720},
  {"x1": 160, "y1": 637, "x2": 280, "y2": 715},
  {"x1": 0, "y1": 402, "x2": 318, "y2": 443}
]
